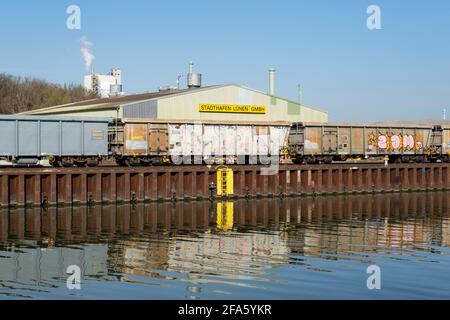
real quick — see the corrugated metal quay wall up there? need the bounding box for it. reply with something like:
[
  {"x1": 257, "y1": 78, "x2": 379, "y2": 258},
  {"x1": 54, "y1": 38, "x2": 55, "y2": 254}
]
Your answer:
[{"x1": 0, "y1": 164, "x2": 449, "y2": 208}]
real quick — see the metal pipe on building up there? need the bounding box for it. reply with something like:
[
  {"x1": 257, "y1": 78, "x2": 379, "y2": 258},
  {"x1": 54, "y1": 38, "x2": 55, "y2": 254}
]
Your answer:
[
  {"x1": 187, "y1": 61, "x2": 202, "y2": 88},
  {"x1": 269, "y1": 68, "x2": 276, "y2": 96}
]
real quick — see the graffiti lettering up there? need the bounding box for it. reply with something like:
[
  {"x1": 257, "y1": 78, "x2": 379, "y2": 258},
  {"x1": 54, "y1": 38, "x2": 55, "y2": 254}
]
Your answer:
[
  {"x1": 391, "y1": 135, "x2": 401, "y2": 149},
  {"x1": 378, "y1": 135, "x2": 388, "y2": 149},
  {"x1": 403, "y1": 135, "x2": 415, "y2": 150},
  {"x1": 369, "y1": 132, "x2": 423, "y2": 152}
]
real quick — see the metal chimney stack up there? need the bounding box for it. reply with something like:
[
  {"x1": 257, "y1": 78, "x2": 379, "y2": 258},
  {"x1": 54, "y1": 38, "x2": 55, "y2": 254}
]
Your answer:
[
  {"x1": 269, "y1": 68, "x2": 276, "y2": 96},
  {"x1": 187, "y1": 61, "x2": 202, "y2": 88}
]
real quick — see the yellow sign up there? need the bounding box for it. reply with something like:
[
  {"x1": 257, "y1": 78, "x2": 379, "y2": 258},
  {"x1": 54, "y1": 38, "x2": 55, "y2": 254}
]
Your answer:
[{"x1": 199, "y1": 104, "x2": 266, "y2": 114}]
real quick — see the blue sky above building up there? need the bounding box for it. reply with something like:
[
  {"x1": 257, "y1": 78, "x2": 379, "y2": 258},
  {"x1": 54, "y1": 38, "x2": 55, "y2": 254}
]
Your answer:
[{"x1": 0, "y1": 0, "x2": 449, "y2": 121}]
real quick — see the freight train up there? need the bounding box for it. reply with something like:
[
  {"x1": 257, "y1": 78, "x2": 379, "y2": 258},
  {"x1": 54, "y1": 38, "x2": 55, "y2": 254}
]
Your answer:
[{"x1": 0, "y1": 115, "x2": 449, "y2": 166}]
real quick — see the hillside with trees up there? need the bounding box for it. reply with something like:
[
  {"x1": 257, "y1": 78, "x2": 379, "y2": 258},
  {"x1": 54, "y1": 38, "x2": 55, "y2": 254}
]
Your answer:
[{"x1": 0, "y1": 73, "x2": 98, "y2": 114}]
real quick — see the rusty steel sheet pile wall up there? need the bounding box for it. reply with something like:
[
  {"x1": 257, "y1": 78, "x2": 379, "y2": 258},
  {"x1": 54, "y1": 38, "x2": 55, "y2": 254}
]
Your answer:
[{"x1": 0, "y1": 164, "x2": 449, "y2": 207}]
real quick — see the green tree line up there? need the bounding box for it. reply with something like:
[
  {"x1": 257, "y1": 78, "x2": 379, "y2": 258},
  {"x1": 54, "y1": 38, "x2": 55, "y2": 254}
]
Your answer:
[{"x1": 0, "y1": 73, "x2": 98, "y2": 114}]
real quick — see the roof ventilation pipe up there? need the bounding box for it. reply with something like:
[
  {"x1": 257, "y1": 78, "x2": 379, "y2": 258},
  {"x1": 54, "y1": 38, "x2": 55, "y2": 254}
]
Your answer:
[
  {"x1": 269, "y1": 68, "x2": 276, "y2": 96},
  {"x1": 187, "y1": 61, "x2": 202, "y2": 88}
]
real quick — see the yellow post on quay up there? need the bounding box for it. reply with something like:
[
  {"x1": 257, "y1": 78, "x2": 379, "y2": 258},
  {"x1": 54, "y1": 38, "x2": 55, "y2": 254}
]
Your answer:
[{"x1": 217, "y1": 166, "x2": 234, "y2": 197}]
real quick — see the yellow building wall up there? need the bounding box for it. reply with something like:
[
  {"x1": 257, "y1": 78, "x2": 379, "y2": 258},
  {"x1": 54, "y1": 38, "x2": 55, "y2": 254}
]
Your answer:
[{"x1": 20, "y1": 85, "x2": 328, "y2": 123}]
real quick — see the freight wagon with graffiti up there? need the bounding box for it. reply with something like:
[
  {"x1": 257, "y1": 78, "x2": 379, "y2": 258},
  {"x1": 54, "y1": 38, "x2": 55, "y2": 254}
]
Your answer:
[
  {"x1": 108, "y1": 119, "x2": 290, "y2": 166},
  {"x1": 288, "y1": 123, "x2": 450, "y2": 164}
]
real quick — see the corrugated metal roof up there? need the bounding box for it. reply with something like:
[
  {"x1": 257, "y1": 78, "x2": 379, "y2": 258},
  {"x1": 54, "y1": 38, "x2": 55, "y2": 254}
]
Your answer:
[
  {"x1": 20, "y1": 86, "x2": 221, "y2": 114},
  {"x1": 20, "y1": 83, "x2": 327, "y2": 116}
]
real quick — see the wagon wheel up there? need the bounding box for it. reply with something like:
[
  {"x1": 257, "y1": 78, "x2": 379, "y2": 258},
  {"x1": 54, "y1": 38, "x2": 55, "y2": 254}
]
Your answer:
[
  {"x1": 87, "y1": 159, "x2": 99, "y2": 167},
  {"x1": 52, "y1": 159, "x2": 63, "y2": 168},
  {"x1": 62, "y1": 159, "x2": 74, "y2": 167}
]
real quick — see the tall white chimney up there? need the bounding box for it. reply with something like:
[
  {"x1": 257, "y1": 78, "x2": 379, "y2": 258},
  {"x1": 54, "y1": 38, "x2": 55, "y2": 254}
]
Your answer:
[{"x1": 269, "y1": 68, "x2": 276, "y2": 96}]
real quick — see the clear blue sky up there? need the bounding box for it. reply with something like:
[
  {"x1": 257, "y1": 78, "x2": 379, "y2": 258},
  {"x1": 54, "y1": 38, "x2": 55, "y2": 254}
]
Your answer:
[{"x1": 0, "y1": 0, "x2": 449, "y2": 121}]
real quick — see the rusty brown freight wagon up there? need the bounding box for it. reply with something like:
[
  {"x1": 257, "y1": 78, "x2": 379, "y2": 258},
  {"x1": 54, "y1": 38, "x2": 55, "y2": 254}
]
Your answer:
[
  {"x1": 288, "y1": 123, "x2": 450, "y2": 164},
  {"x1": 109, "y1": 119, "x2": 291, "y2": 166}
]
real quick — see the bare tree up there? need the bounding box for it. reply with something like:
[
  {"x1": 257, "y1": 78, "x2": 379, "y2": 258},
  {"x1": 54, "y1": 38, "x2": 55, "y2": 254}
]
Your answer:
[{"x1": 0, "y1": 73, "x2": 98, "y2": 114}]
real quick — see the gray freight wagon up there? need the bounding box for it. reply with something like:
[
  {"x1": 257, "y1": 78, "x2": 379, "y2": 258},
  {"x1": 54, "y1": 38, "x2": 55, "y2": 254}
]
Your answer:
[{"x1": 0, "y1": 115, "x2": 112, "y2": 166}]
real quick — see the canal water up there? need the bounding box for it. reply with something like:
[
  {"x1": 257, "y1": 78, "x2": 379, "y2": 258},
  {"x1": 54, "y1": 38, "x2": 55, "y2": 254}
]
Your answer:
[{"x1": 0, "y1": 192, "x2": 449, "y2": 300}]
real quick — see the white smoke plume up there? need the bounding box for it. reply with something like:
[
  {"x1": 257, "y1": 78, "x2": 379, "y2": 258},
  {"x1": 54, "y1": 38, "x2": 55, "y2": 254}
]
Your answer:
[{"x1": 80, "y1": 37, "x2": 95, "y2": 71}]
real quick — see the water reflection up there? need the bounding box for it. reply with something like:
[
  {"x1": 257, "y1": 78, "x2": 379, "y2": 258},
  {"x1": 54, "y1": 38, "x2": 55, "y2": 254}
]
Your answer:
[{"x1": 0, "y1": 192, "x2": 449, "y2": 299}]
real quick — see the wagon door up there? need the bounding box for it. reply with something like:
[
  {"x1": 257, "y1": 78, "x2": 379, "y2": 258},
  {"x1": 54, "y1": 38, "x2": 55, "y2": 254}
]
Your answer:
[
  {"x1": 148, "y1": 125, "x2": 169, "y2": 155},
  {"x1": 124, "y1": 123, "x2": 148, "y2": 156},
  {"x1": 322, "y1": 127, "x2": 337, "y2": 154}
]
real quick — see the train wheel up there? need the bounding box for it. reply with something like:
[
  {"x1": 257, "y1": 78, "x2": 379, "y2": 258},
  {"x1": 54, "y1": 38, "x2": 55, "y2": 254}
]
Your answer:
[
  {"x1": 62, "y1": 159, "x2": 74, "y2": 167},
  {"x1": 415, "y1": 156, "x2": 424, "y2": 163},
  {"x1": 389, "y1": 156, "x2": 402, "y2": 164},
  {"x1": 53, "y1": 160, "x2": 63, "y2": 168},
  {"x1": 87, "y1": 159, "x2": 99, "y2": 167},
  {"x1": 131, "y1": 159, "x2": 142, "y2": 166},
  {"x1": 117, "y1": 158, "x2": 131, "y2": 167},
  {"x1": 401, "y1": 156, "x2": 412, "y2": 163}
]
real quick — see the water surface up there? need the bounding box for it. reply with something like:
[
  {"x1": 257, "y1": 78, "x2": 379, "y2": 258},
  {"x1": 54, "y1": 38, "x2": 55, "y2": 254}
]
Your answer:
[{"x1": 0, "y1": 192, "x2": 449, "y2": 300}]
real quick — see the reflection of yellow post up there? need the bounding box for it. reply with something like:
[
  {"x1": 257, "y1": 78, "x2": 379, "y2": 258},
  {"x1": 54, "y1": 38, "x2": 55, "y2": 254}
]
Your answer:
[
  {"x1": 217, "y1": 166, "x2": 234, "y2": 197},
  {"x1": 216, "y1": 202, "x2": 234, "y2": 232}
]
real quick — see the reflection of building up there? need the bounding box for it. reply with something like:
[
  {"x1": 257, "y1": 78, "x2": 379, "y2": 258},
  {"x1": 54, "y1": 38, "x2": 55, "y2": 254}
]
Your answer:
[
  {"x1": 117, "y1": 201, "x2": 291, "y2": 278},
  {"x1": 165, "y1": 228, "x2": 290, "y2": 276}
]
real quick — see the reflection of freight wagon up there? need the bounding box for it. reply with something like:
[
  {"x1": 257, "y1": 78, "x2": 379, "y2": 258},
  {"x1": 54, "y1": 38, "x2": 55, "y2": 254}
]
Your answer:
[
  {"x1": 288, "y1": 123, "x2": 450, "y2": 164},
  {"x1": 109, "y1": 119, "x2": 290, "y2": 165},
  {"x1": 0, "y1": 115, "x2": 111, "y2": 166}
]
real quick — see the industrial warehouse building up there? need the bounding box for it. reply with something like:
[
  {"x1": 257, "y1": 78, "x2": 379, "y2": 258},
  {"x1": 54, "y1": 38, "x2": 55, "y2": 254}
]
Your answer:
[
  {"x1": 21, "y1": 65, "x2": 328, "y2": 123},
  {"x1": 22, "y1": 84, "x2": 327, "y2": 122}
]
